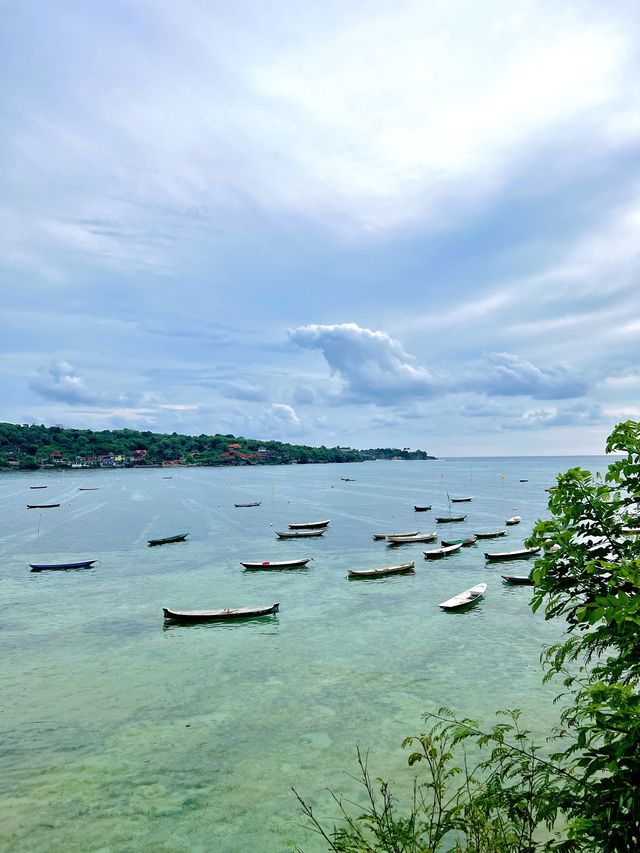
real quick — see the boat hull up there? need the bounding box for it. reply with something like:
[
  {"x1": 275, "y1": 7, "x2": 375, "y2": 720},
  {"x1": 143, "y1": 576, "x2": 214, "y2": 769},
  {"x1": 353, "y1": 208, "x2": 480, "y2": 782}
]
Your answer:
[
  {"x1": 27, "y1": 504, "x2": 60, "y2": 509},
  {"x1": 484, "y1": 548, "x2": 540, "y2": 562},
  {"x1": 276, "y1": 530, "x2": 325, "y2": 538},
  {"x1": 424, "y1": 543, "x2": 463, "y2": 559},
  {"x1": 414, "y1": 505, "x2": 431, "y2": 512},
  {"x1": 435, "y1": 516, "x2": 466, "y2": 523},
  {"x1": 474, "y1": 530, "x2": 507, "y2": 539},
  {"x1": 241, "y1": 559, "x2": 310, "y2": 570},
  {"x1": 30, "y1": 560, "x2": 96, "y2": 571},
  {"x1": 502, "y1": 575, "x2": 534, "y2": 585},
  {"x1": 163, "y1": 603, "x2": 279, "y2": 623},
  {"x1": 288, "y1": 520, "x2": 331, "y2": 529},
  {"x1": 234, "y1": 502, "x2": 261, "y2": 507},
  {"x1": 439, "y1": 583, "x2": 486, "y2": 610},
  {"x1": 148, "y1": 534, "x2": 189, "y2": 546},
  {"x1": 348, "y1": 562, "x2": 415, "y2": 579}
]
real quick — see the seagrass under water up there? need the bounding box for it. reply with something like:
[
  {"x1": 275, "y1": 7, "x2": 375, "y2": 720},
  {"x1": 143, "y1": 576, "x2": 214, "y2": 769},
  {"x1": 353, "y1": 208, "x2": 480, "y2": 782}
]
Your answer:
[{"x1": 0, "y1": 456, "x2": 610, "y2": 852}]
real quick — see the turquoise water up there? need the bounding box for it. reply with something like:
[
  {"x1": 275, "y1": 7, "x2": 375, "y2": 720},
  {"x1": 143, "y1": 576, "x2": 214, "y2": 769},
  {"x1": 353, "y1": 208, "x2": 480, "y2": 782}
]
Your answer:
[{"x1": 0, "y1": 457, "x2": 611, "y2": 852}]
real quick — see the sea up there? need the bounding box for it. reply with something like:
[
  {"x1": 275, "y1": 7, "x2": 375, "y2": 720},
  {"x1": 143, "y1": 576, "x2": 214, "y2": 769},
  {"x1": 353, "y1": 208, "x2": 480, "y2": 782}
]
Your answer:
[{"x1": 0, "y1": 455, "x2": 612, "y2": 852}]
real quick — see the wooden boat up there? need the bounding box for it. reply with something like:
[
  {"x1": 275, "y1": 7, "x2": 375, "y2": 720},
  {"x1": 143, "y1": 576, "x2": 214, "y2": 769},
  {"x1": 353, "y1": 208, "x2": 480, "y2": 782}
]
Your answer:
[
  {"x1": 30, "y1": 485, "x2": 47, "y2": 489},
  {"x1": 241, "y1": 558, "x2": 311, "y2": 570},
  {"x1": 348, "y1": 561, "x2": 415, "y2": 579},
  {"x1": 341, "y1": 477, "x2": 355, "y2": 482},
  {"x1": 414, "y1": 505, "x2": 431, "y2": 512},
  {"x1": 27, "y1": 503, "x2": 60, "y2": 509},
  {"x1": 519, "y1": 479, "x2": 528, "y2": 483},
  {"x1": 484, "y1": 547, "x2": 540, "y2": 562},
  {"x1": 474, "y1": 530, "x2": 506, "y2": 539},
  {"x1": 505, "y1": 516, "x2": 521, "y2": 525},
  {"x1": 79, "y1": 487, "x2": 99, "y2": 491},
  {"x1": 148, "y1": 533, "x2": 189, "y2": 546},
  {"x1": 163, "y1": 602, "x2": 279, "y2": 623},
  {"x1": 162, "y1": 476, "x2": 173, "y2": 479},
  {"x1": 435, "y1": 515, "x2": 466, "y2": 523},
  {"x1": 288, "y1": 519, "x2": 331, "y2": 529},
  {"x1": 439, "y1": 582, "x2": 486, "y2": 610},
  {"x1": 386, "y1": 532, "x2": 437, "y2": 544},
  {"x1": 234, "y1": 501, "x2": 262, "y2": 508},
  {"x1": 621, "y1": 527, "x2": 640, "y2": 535},
  {"x1": 30, "y1": 560, "x2": 96, "y2": 572},
  {"x1": 502, "y1": 575, "x2": 534, "y2": 585},
  {"x1": 275, "y1": 529, "x2": 325, "y2": 539},
  {"x1": 450, "y1": 496, "x2": 472, "y2": 503},
  {"x1": 424, "y1": 542, "x2": 463, "y2": 559},
  {"x1": 372, "y1": 530, "x2": 419, "y2": 541},
  {"x1": 440, "y1": 537, "x2": 476, "y2": 547}
]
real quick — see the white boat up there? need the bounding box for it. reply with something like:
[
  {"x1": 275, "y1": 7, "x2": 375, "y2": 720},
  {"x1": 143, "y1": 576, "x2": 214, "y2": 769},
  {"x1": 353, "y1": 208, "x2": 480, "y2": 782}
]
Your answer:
[
  {"x1": 439, "y1": 582, "x2": 487, "y2": 610},
  {"x1": 288, "y1": 519, "x2": 331, "y2": 530},
  {"x1": 275, "y1": 529, "x2": 325, "y2": 539},
  {"x1": 241, "y1": 558, "x2": 311, "y2": 570},
  {"x1": 423, "y1": 542, "x2": 463, "y2": 559},
  {"x1": 505, "y1": 516, "x2": 521, "y2": 526},
  {"x1": 163, "y1": 603, "x2": 279, "y2": 623},
  {"x1": 348, "y1": 561, "x2": 415, "y2": 579},
  {"x1": 372, "y1": 530, "x2": 419, "y2": 541},
  {"x1": 386, "y1": 532, "x2": 437, "y2": 544},
  {"x1": 484, "y1": 547, "x2": 540, "y2": 562}
]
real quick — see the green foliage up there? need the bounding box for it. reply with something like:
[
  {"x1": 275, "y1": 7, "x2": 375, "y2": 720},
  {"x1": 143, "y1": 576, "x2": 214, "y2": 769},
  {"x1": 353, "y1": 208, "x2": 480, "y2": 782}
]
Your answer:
[{"x1": 297, "y1": 420, "x2": 640, "y2": 852}]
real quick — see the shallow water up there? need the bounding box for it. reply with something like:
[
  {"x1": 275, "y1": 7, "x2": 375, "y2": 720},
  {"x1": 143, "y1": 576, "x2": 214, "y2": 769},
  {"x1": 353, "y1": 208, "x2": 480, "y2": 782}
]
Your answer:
[{"x1": 0, "y1": 456, "x2": 610, "y2": 851}]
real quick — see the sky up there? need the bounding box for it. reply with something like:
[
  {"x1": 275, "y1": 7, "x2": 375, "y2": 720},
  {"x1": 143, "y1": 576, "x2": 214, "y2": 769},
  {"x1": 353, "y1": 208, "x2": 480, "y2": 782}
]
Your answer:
[{"x1": 1, "y1": 0, "x2": 639, "y2": 455}]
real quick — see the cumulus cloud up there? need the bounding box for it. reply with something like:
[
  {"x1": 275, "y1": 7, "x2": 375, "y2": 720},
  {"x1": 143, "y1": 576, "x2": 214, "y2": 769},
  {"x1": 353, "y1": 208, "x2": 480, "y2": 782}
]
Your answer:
[
  {"x1": 290, "y1": 322, "x2": 439, "y2": 404},
  {"x1": 473, "y1": 352, "x2": 589, "y2": 399},
  {"x1": 266, "y1": 403, "x2": 301, "y2": 429},
  {"x1": 30, "y1": 361, "x2": 97, "y2": 405},
  {"x1": 218, "y1": 380, "x2": 268, "y2": 402},
  {"x1": 513, "y1": 402, "x2": 604, "y2": 429}
]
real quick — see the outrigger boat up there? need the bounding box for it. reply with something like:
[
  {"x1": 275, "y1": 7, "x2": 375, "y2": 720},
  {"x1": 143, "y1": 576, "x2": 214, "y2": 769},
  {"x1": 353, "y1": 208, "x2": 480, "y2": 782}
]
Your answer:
[
  {"x1": 414, "y1": 505, "x2": 431, "y2": 512},
  {"x1": 435, "y1": 515, "x2": 466, "y2": 523},
  {"x1": 424, "y1": 542, "x2": 463, "y2": 559},
  {"x1": 163, "y1": 602, "x2": 279, "y2": 623},
  {"x1": 439, "y1": 582, "x2": 486, "y2": 611},
  {"x1": 484, "y1": 547, "x2": 540, "y2": 562},
  {"x1": 502, "y1": 575, "x2": 534, "y2": 585},
  {"x1": 234, "y1": 501, "x2": 262, "y2": 507},
  {"x1": 276, "y1": 529, "x2": 325, "y2": 539},
  {"x1": 148, "y1": 533, "x2": 189, "y2": 547},
  {"x1": 288, "y1": 519, "x2": 331, "y2": 530},
  {"x1": 347, "y1": 561, "x2": 415, "y2": 579},
  {"x1": 505, "y1": 516, "x2": 521, "y2": 525},
  {"x1": 386, "y1": 532, "x2": 437, "y2": 544},
  {"x1": 474, "y1": 530, "x2": 506, "y2": 539},
  {"x1": 241, "y1": 558, "x2": 310, "y2": 570},
  {"x1": 30, "y1": 560, "x2": 96, "y2": 572},
  {"x1": 440, "y1": 537, "x2": 476, "y2": 547},
  {"x1": 372, "y1": 530, "x2": 419, "y2": 541},
  {"x1": 27, "y1": 503, "x2": 60, "y2": 509}
]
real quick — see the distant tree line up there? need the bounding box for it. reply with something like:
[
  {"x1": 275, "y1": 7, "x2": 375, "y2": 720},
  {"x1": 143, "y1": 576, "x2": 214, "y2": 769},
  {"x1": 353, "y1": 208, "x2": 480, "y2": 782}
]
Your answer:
[{"x1": 0, "y1": 422, "x2": 435, "y2": 469}]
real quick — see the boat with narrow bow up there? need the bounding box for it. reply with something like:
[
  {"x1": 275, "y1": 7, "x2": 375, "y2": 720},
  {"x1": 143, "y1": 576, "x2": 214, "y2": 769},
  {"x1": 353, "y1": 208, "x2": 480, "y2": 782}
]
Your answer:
[
  {"x1": 414, "y1": 505, "x2": 431, "y2": 512},
  {"x1": 474, "y1": 530, "x2": 507, "y2": 539},
  {"x1": 288, "y1": 519, "x2": 331, "y2": 529},
  {"x1": 241, "y1": 558, "x2": 311, "y2": 570},
  {"x1": 505, "y1": 516, "x2": 521, "y2": 525},
  {"x1": 502, "y1": 575, "x2": 534, "y2": 585},
  {"x1": 372, "y1": 530, "x2": 419, "y2": 541},
  {"x1": 27, "y1": 503, "x2": 60, "y2": 509},
  {"x1": 439, "y1": 582, "x2": 487, "y2": 610},
  {"x1": 424, "y1": 542, "x2": 463, "y2": 559},
  {"x1": 435, "y1": 515, "x2": 466, "y2": 523},
  {"x1": 347, "y1": 561, "x2": 415, "y2": 579},
  {"x1": 30, "y1": 560, "x2": 96, "y2": 572},
  {"x1": 386, "y1": 532, "x2": 437, "y2": 544},
  {"x1": 450, "y1": 496, "x2": 472, "y2": 503},
  {"x1": 148, "y1": 533, "x2": 189, "y2": 546},
  {"x1": 234, "y1": 502, "x2": 261, "y2": 507},
  {"x1": 163, "y1": 603, "x2": 280, "y2": 623},
  {"x1": 276, "y1": 529, "x2": 325, "y2": 539},
  {"x1": 440, "y1": 537, "x2": 476, "y2": 547},
  {"x1": 484, "y1": 547, "x2": 540, "y2": 562}
]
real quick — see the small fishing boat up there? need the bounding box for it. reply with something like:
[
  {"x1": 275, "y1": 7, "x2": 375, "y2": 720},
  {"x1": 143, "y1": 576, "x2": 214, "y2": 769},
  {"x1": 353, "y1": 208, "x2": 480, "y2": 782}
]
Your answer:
[
  {"x1": 234, "y1": 501, "x2": 262, "y2": 508},
  {"x1": 79, "y1": 487, "x2": 99, "y2": 491},
  {"x1": 372, "y1": 530, "x2": 419, "y2": 541},
  {"x1": 30, "y1": 560, "x2": 96, "y2": 572},
  {"x1": 162, "y1": 476, "x2": 173, "y2": 479},
  {"x1": 148, "y1": 533, "x2": 189, "y2": 546},
  {"x1": 474, "y1": 530, "x2": 507, "y2": 539},
  {"x1": 163, "y1": 602, "x2": 280, "y2": 623},
  {"x1": 450, "y1": 497, "x2": 472, "y2": 503},
  {"x1": 386, "y1": 532, "x2": 437, "y2": 544},
  {"x1": 502, "y1": 575, "x2": 534, "y2": 585},
  {"x1": 424, "y1": 542, "x2": 463, "y2": 559},
  {"x1": 505, "y1": 516, "x2": 521, "y2": 525},
  {"x1": 435, "y1": 515, "x2": 467, "y2": 523},
  {"x1": 27, "y1": 503, "x2": 60, "y2": 509},
  {"x1": 288, "y1": 519, "x2": 331, "y2": 529},
  {"x1": 621, "y1": 527, "x2": 640, "y2": 535},
  {"x1": 440, "y1": 537, "x2": 476, "y2": 547},
  {"x1": 348, "y1": 561, "x2": 415, "y2": 579},
  {"x1": 414, "y1": 505, "x2": 431, "y2": 512},
  {"x1": 275, "y1": 529, "x2": 325, "y2": 539},
  {"x1": 519, "y1": 479, "x2": 528, "y2": 483},
  {"x1": 241, "y1": 558, "x2": 311, "y2": 570},
  {"x1": 341, "y1": 477, "x2": 355, "y2": 482},
  {"x1": 484, "y1": 547, "x2": 540, "y2": 562},
  {"x1": 439, "y1": 582, "x2": 486, "y2": 611},
  {"x1": 30, "y1": 485, "x2": 47, "y2": 489}
]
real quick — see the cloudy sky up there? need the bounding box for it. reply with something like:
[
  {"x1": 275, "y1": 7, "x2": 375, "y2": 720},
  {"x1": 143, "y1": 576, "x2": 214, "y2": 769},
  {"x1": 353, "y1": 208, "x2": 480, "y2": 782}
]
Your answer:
[{"x1": 2, "y1": 0, "x2": 639, "y2": 455}]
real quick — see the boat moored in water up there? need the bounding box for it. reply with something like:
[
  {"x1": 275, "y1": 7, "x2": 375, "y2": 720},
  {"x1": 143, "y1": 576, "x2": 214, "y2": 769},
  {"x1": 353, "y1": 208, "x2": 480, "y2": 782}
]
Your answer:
[
  {"x1": 241, "y1": 558, "x2": 311, "y2": 570},
  {"x1": 348, "y1": 561, "x2": 415, "y2": 579},
  {"x1": 30, "y1": 560, "x2": 96, "y2": 572},
  {"x1": 276, "y1": 529, "x2": 325, "y2": 539},
  {"x1": 27, "y1": 503, "x2": 60, "y2": 509},
  {"x1": 372, "y1": 530, "x2": 419, "y2": 541},
  {"x1": 436, "y1": 515, "x2": 467, "y2": 523},
  {"x1": 474, "y1": 530, "x2": 507, "y2": 539},
  {"x1": 163, "y1": 603, "x2": 280, "y2": 623},
  {"x1": 234, "y1": 501, "x2": 261, "y2": 507},
  {"x1": 450, "y1": 497, "x2": 472, "y2": 503},
  {"x1": 148, "y1": 533, "x2": 189, "y2": 546},
  {"x1": 505, "y1": 516, "x2": 521, "y2": 525},
  {"x1": 440, "y1": 537, "x2": 476, "y2": 547},
  {"x1": 502, "y1": 575, "x2": 534, "y2": 585},
  {"x1": 439, "y1": 582, "x2": 487, "y2": 610},
  {"x1": 484, "y1": 547, "x2": 540, "y2": 562},
  {"x1": 424, "y1": 542, "x2": 463, "y2": 559},
  {"x1": 288, "y1": 519, "x2": 331, "y2": 529},
  {"x1": 386, "y1": 532, "x2": 437, "y2": 544},
  {"x1": 414, "y1": 505, "x2": 431, "y2": 512}
]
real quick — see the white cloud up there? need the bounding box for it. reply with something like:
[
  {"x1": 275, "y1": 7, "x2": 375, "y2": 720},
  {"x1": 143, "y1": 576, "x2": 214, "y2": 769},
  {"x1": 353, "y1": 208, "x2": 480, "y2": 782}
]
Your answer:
[
  {"x1": 473, "y1": 352, "x2": 589, "y2": 400},
  {"x1": 30, "y1": 361, "x2": 97, "y2": 405}
]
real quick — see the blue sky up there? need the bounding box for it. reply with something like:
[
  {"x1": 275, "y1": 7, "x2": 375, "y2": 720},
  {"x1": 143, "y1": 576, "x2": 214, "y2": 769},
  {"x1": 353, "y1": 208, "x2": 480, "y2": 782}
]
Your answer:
[{"x1": 2, "y1": 0, "x2": 639, "y2": 454}]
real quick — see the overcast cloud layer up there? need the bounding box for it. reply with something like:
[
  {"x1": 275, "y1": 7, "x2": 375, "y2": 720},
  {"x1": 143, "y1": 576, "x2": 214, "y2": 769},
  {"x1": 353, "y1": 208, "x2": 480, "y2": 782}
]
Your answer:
[{"x1": 1, "y1": 0, "x2": 639, "y2": 454}]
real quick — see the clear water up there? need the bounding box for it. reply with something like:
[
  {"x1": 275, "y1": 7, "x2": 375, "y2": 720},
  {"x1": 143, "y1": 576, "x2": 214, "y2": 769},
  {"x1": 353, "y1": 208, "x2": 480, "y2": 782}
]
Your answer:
[{"x1": 0, "y1": 456, "x2": 611, "y2": 852}]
